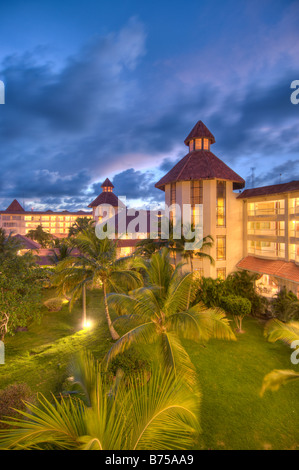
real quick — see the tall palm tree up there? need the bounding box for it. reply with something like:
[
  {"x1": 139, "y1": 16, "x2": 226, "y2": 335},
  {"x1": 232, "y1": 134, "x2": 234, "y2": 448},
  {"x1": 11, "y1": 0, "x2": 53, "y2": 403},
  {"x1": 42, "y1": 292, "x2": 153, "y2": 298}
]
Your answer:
[
  {"x1": 0, "y1": 350, "x2": 201, "y2": 450},
  {"x1": 49, "y1": 240, "x2": 74, "y2": 265},
  {"x1": 261, "y1": 319, "x2": 299, "y2": 395},
  {"x1": 173, "y1": 227, "x2": 214, "y2": 272},
  {"x1": 68, "y1": 217, "x2": 95, "y2": 238},
  {"x1": 26, "y1": 225, "x2": 53, "y2": 248},
  {"x1": 55, "y1": 230, "x2": 142, "y2": 339},
  {"x1": 0, "y1": 228, "x2": 22, "y2": 257},
  {"x1": 103, "y1": 248, "x2": 235, "y2": 384}
]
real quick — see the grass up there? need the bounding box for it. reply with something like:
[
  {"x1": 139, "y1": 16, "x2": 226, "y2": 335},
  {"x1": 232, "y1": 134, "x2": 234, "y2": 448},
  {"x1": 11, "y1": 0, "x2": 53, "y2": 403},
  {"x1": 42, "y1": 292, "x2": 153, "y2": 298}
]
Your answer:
[{"x1": 0, "y1": 287, "x2": 298, "y2": 450}]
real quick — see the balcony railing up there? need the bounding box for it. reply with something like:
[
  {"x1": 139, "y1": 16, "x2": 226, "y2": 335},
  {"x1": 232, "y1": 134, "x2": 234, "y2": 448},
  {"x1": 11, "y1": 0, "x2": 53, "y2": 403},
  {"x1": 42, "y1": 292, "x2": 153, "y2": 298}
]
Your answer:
[{"x1": 248, "y1": 208, "x2": 285, "y2": 216}]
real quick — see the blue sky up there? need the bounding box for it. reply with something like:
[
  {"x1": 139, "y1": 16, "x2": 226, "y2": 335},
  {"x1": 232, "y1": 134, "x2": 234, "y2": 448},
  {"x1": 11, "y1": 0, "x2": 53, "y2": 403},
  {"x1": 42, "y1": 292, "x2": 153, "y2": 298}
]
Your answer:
[{"x1": 0, "y1": 0, "x2": 298, "y2": 211}]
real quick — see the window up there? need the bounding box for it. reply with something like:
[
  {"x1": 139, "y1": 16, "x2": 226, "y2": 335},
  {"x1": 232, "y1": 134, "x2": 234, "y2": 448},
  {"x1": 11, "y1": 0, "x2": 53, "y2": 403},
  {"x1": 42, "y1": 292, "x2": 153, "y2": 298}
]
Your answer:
[
  {"x1": 203, "y1": 138, "x2": 209, "y2": 150},
  {"x1": 189, "y1": 140, "x2": 194, "y2": 152},
  {"x1": 217, "y1": 268, "x2": 226, "y2": 280},
  {"x1": 170, "y1": 183, "x2": 176, "y2": 205},
  {"x1": 195, "y1": 139, "x2": 202, "y2": 150},
  {"x1": 190, "y1": 181, "x2": 203, "y2": 206},
  {"x1": 216, "y1": 181, "x2": 226, "y2": 227},
  {"x1": 216, "y1": 235, "x2": 226, "y2": 260},
  {"x1": 190, "y1": 180, "x2": 203, "y2": 226},
  {"x1": 195, "y1": 268, "x2": 204, "y2": 277}
]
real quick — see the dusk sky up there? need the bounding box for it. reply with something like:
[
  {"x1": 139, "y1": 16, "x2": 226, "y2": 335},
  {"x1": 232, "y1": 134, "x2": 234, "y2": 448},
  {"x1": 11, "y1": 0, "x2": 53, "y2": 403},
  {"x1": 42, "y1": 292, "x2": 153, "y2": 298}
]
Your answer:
[{"x1": 0, "y1": 0, "x2": 298, "y2": 211}]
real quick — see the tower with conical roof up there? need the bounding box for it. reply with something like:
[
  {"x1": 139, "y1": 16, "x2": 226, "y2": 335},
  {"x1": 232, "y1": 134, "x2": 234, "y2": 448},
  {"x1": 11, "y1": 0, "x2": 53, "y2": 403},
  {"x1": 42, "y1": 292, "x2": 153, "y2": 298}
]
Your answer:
[
  {"x1": 155, "y1": 120, "x2": 245, "y2": 278},
  {"x1": 88, "y1": 178, "x2": 126, "y2": 221}
]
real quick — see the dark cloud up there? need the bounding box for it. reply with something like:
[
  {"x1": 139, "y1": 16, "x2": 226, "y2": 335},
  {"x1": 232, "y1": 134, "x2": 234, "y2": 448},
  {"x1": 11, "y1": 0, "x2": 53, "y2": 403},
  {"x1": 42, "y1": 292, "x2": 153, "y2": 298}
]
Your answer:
[{"x1": 0, "y1": 12, "x2": 298, "y2": 211}]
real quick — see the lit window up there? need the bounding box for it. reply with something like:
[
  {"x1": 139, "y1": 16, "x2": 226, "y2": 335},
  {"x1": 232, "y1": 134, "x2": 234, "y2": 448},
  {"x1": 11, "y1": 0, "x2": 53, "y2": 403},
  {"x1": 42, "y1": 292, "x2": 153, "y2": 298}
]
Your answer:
[
  {"x1": 203, "y1": 138, "x2": 209, "y2": 150},
  {"x1": 216, "y1": 236, "x2": 226, "y2": 260},
  {"x1": 189, "y1": 140, "x2": 194, "y2": 152},
  {"x1": 217, "y1": 268, "x2": 226, "y2": 280},
  {"x1": 216, "y1": 181, "x2": 226, "y2": 227},
  {"x1": 190, "y1": 180, "x2": 203, "y2": 226},
  {"x1": 195, "y1": 139, "x2": 202, "y2": 150}
]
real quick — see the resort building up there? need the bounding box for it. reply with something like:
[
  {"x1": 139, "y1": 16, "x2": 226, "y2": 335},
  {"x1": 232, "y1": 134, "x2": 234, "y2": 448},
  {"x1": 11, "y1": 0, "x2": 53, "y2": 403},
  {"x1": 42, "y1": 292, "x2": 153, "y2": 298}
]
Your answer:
[
  {"x1": 155, "y1": 120, "x2": 245, "y2": 280},
  {"x1": 1, "y1": 119, "x2": 299, "y2": 296},
  {"x1": 155, "y1": 120, "x2": 299, "y2": 296},
  {"x1": 0, "y1": 199, "x2": 92, "y2": 238}
]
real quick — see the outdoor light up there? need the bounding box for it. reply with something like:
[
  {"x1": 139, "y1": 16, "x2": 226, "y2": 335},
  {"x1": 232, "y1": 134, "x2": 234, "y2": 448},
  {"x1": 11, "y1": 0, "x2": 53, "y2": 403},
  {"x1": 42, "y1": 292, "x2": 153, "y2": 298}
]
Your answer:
[{"x1": 83, "y1": 320, "x2": 92, "y2": 329}]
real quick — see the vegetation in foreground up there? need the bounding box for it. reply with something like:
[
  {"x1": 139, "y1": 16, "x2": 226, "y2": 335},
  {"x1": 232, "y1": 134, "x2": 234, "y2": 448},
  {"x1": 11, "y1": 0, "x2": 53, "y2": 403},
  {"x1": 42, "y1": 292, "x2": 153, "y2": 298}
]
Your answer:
[{"x1": 0, "y1": 223, "x2": 298, "y2": 450}]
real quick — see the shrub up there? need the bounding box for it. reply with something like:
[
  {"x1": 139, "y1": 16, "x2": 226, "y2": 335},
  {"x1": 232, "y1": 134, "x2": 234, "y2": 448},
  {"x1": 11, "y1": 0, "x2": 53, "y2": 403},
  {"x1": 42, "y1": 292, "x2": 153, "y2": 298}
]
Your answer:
[
  {"x1": 107, "y1": 348, "x2": 150, "y2": 379},
  {"x1": 0, "y1": 383, "x2": 33, "y2": 429},
  {"x1": 43, "y1": 297, "x2": 64, "y2": 312},
  {"x1": 271, "y1": 288, "x2": 299, "y2": 322},
  {"x1": 220, "y1": 295, "x2": 251, "y2": 333}
]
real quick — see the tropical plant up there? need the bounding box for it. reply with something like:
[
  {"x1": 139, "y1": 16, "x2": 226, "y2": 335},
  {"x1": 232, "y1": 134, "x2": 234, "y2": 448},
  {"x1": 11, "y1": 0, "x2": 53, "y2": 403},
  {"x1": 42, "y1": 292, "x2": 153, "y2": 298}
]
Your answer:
[
  {"x1": 0, "y1": 228, "x2": 22, "y2": 259},
  {"x1": 68, "y1": 217, "x2": 95, "y2": 238},
  {"x1": 172, "y1": 226, "x2": 214, "y2": 272},
  {"x1": 49, "y1": 240, "x2": 73, "y2": 265},
  {"x1": 220, "y1": 295, "x2": 251, "y2": 333},
  {"x1": 261, "y1": 319, "x2": 299, "y2": 395},
  {"x1": 270, "y1": 288, "x2": 299, "y2": 322},
  {"x1": 0, "y1": 350, "x2": 201, "y2": 450},
  {"x1": 103, "y1": 248, "x2": 236, "y2": 384},
  {"x1": 0, "y1": 254, "x2": 43, "y2": 341},
  {"x1": 261, "y1": 369, "x2": 299, "y2": 396},
  {"x1": 26, "y1": 225, "x2": 53, "y2": 248},
  {"x1": 54, "y1": 229, "x2": 142, "y2": 338}
]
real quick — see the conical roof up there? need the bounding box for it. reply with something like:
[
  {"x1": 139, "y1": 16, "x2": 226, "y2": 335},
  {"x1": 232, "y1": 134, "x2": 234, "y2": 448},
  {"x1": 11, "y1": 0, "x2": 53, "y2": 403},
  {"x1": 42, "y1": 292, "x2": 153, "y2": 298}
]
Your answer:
[
  {"x1": 101, "y1": 178, "x2": 114, "y2": 189},
  {"x1": 5, "y1": 199, "x2": 25, "y2": 212},
  {"x1": 184, "y1": 120, "x2": 215, "y2": 145}
]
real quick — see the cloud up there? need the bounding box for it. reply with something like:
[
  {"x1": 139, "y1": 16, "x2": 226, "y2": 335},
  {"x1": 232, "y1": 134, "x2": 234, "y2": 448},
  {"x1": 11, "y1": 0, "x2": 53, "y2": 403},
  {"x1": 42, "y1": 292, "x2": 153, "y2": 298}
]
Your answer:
[{"x1": 0, "y1": 7, "x2": 298, "y2": 211}]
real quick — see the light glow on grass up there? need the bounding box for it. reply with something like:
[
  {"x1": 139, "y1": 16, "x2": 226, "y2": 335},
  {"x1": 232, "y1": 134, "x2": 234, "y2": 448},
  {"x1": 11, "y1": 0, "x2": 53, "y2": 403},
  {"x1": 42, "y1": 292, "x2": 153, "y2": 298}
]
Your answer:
[{"x1": 83, "y1": 320, "x2": 92, "y2": 329}]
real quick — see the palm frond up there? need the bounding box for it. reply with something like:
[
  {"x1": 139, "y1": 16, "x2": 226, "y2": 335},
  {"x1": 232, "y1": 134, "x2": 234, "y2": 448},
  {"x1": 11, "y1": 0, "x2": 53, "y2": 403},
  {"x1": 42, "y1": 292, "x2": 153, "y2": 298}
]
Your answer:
[
  {"x1": 128, "y1": 367, "x2": 201, "y2": 450},
  {"x1": 264, "y1": 319, "x2": 299, "y2": 346},
  {"x1": 159, "y1": 331, "x2": 197, "y2": 388},
  {"x1": 0, "y1": 394, "x2": 86, "y2": 450},
  {"x1": 260, "y1": 369, "x2": 299, "y2": 396},
  {"x1": 190, "y1": 306, "x2": 237, "y2": 341},
  {"x1": 103, "y1": 321, "x2": 157, "y2": 366}
]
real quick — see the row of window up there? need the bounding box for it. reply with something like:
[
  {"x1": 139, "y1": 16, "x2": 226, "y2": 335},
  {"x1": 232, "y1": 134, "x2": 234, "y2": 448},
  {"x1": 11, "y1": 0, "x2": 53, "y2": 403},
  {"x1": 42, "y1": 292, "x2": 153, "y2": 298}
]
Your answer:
[
  {"x1": 189, "y1": 138, "x2": 210, "y2": 152},
  {"x1": 170, "y1": 180, "x2": 227, "y2": 227},
  {"x1": 194, "y1": 267, "x2": 226, "y2": 280}
]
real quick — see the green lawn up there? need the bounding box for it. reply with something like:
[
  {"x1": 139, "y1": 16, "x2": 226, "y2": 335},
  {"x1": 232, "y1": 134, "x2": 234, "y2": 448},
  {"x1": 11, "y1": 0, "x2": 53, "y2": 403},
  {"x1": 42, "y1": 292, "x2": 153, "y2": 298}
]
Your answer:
[{"x1": 0, "y1": 287, "x2": 298, "y2": 450}]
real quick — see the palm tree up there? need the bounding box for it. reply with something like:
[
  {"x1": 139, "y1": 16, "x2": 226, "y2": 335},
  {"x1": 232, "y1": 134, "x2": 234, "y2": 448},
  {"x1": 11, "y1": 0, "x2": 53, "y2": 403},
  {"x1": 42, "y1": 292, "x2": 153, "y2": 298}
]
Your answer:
[
  {"x1": 55, "y1": 230, "x2": 142, "y2": 339},
  {"x1": 0, "y1": 229, "x2": 22, "y2": 258},
  {"x1": 103, "y1": 248, "x2": 235, "y2": 384},
  {"x1": 0, "y1": 350, "x2": 201, "y2": 450},
  {"x1": 49, "y1": 240, "x2": 74, "y2": 265},
  {"x1": 68, "y1": 217, "x2": 95, "y2": 238},
  {"x1": 261, "y1": 319, "x2": 299, "y2": 395},
  {"x1": 26, "y1": 225, "x2": 53, "y2": 248},
  {"x1": 173, "y1": 227, "x2": 214, "y2": 272}
]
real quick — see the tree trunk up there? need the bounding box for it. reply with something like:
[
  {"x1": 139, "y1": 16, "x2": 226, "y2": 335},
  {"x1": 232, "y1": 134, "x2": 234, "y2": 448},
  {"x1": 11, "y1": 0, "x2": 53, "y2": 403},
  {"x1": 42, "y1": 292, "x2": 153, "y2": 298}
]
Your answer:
[
  {"x1": 103, "y1": 280, "x2": 120, "y2": 340},
  {"x1": 190, "y1": 256, "x2": 194, "y2": 272},
  {"x1": 82, "y1": 284, "x2": 87, "y2": 326}
]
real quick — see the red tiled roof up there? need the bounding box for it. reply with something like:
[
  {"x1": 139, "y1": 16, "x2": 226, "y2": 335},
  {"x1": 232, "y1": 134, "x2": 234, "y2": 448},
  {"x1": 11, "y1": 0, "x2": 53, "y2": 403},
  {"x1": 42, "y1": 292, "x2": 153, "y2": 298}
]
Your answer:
[
  {"x1": 101, "y1": 178, "x2": 114, "y2": 188},
  {"x1": 184, "y1": 121, "x2": 215, "y2": 145},
  {"x1": 5, "y1": 199, "x2": 25, "y2": 212},
  {"x1": 88, "y1": 192, "x2": 126, "y2": 208},
  {"x1": 14, "y1": 234, "x2": 41, "y2": 250},
  {"x1": 155, "y1": 150, "x2": 245, "y2": 191},
  {"x1": 97, "y1": 209, "x2": 161, "y2": 235},
  {"x1": 237, "y1": 180, "x2": 299, "y2": 199},
  {"x1": 237, "y1": 256, "x2": 299, "y2": 284}
]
